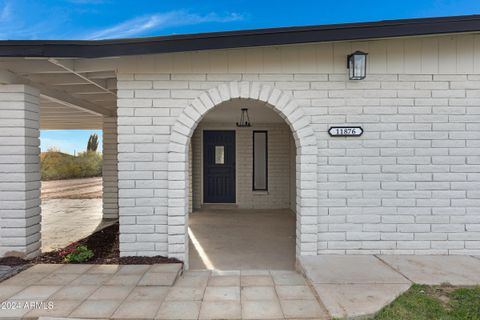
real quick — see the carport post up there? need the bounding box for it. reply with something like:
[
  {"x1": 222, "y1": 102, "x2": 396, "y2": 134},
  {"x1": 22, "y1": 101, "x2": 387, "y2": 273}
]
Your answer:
[
  {"x1": 0, "y1": 84, "x2": 41, "y2": 259},
  {"x1": 102, "y1": 116, "x2": 118, "y2": 219}
]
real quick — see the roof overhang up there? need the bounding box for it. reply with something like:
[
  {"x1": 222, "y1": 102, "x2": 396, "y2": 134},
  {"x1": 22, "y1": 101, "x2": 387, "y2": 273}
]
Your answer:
[{"x1": 1, "y1": 15, "x2": 480, "y2": 58}]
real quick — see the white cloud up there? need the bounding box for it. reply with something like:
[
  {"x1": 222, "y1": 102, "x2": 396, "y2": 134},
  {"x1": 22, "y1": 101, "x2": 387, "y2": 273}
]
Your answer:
[{"x1": 84, "y1": 10, "x2": 244, "y2": 40}]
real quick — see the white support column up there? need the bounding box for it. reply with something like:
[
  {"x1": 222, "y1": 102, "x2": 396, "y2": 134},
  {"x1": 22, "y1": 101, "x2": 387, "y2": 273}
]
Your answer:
[
  {"x1": 102, "y1": 116, "x2": 118, "y2": 219},
  {"x1": 0, "y1": 85, "x2": 41, "y2": 259}
]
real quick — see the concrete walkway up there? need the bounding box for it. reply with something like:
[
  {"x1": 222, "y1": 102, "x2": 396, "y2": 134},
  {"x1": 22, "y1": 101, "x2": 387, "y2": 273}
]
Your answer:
[
  {"x1": 299, "y1": 255, "x2": 480, "y2": 319},
  {"x1": 0, "y1": 264, "x2": 328, "y2": 319},
  {"x1": 3, "y1": 256, "x2": 479, "y2": 319}
]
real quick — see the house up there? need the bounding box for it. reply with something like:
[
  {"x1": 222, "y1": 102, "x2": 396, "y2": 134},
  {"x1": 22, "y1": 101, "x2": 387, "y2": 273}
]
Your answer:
[{"x1": 0, "y1": 15, "x2": 479, "y2": 268}]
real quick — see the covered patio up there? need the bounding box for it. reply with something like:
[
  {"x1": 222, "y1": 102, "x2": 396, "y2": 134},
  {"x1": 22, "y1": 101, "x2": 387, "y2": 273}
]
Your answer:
[{"x1": 0, "y1": 58, "x2": 119, "y2": 257}]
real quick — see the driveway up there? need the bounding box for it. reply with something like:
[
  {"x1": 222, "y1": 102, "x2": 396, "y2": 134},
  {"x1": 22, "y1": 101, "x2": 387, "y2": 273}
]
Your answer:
[
  {"x1": 41, "y1": 178, "x2": 105, "y2": 252},
  {"x1": 41, "y1": 199, "x2": 104, "y2": 251}
]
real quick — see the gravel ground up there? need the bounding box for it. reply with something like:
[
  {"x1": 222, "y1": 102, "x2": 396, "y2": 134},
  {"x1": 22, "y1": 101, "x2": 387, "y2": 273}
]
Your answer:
[
  {"x1": 0, "y1": 223, "x2": 181, "y2": 266},
  {"x1": 35, "y1": 223, "x2": 181, "y2": 265}
]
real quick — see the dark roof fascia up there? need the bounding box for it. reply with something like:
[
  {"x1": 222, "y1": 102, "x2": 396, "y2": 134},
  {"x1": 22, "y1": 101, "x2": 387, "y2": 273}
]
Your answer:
[{"x1": 1, "y1": 14, "x2": 480, "y2": 58}]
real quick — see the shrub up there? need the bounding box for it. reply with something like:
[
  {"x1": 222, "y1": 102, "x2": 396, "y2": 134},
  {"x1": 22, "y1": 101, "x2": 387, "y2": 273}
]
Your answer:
[
  {"x1": 59, "y1": 242, "x2": 94, "y2": 263},
  {"x1": 41, "y1": 149, "x2": 102, "y2": 180},
  {"x1": 76, "y1": 151, "x2": 102, "y2": 177}
]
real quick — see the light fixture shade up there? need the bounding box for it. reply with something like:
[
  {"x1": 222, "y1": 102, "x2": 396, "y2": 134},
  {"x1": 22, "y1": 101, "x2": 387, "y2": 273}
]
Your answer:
[
  {"x1": 236, "y1": 108, "x2": 251, "y2": 127},
  {"x1": 347, "y1": 51, "x2": 368, "y2": 80}
]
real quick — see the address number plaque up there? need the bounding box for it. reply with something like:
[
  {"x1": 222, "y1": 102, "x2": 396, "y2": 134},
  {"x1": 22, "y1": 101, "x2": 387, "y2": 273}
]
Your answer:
[{"x1": 328, "y1": 126, "x2": 363, "y2": 137}]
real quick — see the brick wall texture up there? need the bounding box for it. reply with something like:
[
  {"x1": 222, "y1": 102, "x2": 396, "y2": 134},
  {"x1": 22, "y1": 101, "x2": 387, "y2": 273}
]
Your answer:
[
  {"x1": 0, "y1": 85, "x2": 41, "y2": 259},
  {"x1": 116, "y1": 72, "x2": 480, "y2": 260},
  {"x1": 103, "y1": 116, "x2": 119, "y2": 219}
]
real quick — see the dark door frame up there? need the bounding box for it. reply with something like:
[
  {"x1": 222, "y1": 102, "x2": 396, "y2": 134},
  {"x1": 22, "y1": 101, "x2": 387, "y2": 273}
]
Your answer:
[{"x1": 202, "y1": 130, "x2": 236, "y2": 203}]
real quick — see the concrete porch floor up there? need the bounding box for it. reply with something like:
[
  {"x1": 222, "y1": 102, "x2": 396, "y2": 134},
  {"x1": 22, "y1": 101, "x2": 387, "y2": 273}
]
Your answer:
[{"x1": 188, "y1": 209, "x2": 296, "y2": 271}]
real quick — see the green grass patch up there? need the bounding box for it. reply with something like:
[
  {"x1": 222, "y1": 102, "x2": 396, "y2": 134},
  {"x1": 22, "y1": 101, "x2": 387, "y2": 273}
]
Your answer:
[
  {"x1": 371, "y1": 284, "x2": 480, "y2": 320},
  {"x1": 41, "y1": 149, "x2": 102, "y2": 180}
]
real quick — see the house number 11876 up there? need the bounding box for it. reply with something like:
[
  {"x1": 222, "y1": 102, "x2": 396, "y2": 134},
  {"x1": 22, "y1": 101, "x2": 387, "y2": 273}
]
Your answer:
[{"x1": 328, "y1": 127, "x2": 364, "y2": 137}]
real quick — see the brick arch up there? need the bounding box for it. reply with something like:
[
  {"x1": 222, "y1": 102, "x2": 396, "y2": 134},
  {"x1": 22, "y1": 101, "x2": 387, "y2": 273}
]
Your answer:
[{"x1": 167, "y1": 81, "x2": 318, "y2": 266}]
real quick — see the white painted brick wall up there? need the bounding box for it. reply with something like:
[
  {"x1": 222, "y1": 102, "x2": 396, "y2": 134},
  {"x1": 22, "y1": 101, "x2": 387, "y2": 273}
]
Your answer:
[
  {"x1": 103, "y1": 116, "x2": 118, "y2": 219},
  {"x1": 191, "y1": 123, "x2": 293, "y2": 209},
  {"x1": 188, "y1": 143, "x2": 193, "y2": 214},
  {"x1": 116, "y1": 72, "x2": 480, "y2": 259},
  {"x1": 0, "y1": 85, "x2": 41, "y2": 259}
]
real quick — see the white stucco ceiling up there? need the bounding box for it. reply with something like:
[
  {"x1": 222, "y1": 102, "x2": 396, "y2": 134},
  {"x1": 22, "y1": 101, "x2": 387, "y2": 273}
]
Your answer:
[{"x1": 201, "y1": 99, "x2": 286, "y2": 124}]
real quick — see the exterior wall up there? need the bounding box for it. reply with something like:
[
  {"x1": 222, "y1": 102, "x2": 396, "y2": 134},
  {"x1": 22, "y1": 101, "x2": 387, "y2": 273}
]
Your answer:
[
  {"x1": 116, "y1": 34, "x2": 480, "y2": 75},
  {"x1": 289, "y1": 135, "x2": 296, "y2": 212},
  {"x1": 117, "y1": 73, "x2": 480, "y2": 258},
  {"x1": 117, "y1": 79, "x2": 318, "y2": 259},
  {"x1": 188, "y1": 143, "x2": 193, "y2": 214},
  {"x1": 116, "y1": 34, "x2": 480, "y2": 259},
  {"x1": 191, "y1": 123, "x2": 293, "y2": 210},
  {"x1": 102, "y1": 116, "x2": 119, "y2": 219},
  {"x1": 0, "y1": 85, "x2": 41, "y2": 259}
]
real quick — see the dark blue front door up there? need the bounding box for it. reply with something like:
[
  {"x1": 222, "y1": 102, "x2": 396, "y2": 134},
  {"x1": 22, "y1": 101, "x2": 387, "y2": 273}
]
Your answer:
[{"x1": 203, "y1": 130, "x2": 236, "y2": 203}]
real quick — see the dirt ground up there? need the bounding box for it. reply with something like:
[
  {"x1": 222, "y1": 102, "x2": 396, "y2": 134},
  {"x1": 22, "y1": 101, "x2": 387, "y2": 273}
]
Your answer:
[
  {"x1": 40, "y1": 177, "x2": 105, "y2": 251},
  {"x1": 41, "y1": 198, "x2": 104, "y2": 251},
  {"x1": 41, "y1": 177, "x2": 102, "y2": 199}
]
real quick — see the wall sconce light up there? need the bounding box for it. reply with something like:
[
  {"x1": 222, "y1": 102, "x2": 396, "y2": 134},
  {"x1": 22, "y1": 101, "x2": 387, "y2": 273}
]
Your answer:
[
  {"x1": 347, "y1": 51, "x2": 368, "y2": 80},
  {"x1": 236, "y1": 108, "x2": 251, "y2": 127}
]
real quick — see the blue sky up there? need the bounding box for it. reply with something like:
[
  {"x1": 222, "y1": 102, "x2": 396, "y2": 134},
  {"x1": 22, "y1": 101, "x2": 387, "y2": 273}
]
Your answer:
[
  {"x1": 2, "y1": 0, "x2": 480, "y2": 40},
  {"x1": 7, "y1": 0, "x2": 478, "y2": 153},
  {"x1": 41, "y1": 130, "x2": 102, "y2": 154}
]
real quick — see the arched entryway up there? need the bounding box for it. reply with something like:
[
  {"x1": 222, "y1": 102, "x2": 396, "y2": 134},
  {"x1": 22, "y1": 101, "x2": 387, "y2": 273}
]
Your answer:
[{"x1": 167, "y1": 82, "x2": 318, "y2": 269}]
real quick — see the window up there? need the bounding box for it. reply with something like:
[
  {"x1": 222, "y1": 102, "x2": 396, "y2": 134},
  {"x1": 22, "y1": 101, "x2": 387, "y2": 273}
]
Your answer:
[
  {"x1": 215, "y1": 146, "x2": 225, "y2": 164},
  {"x1": 253, "y1": 131, "x2": 268, "y2": 191}
]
